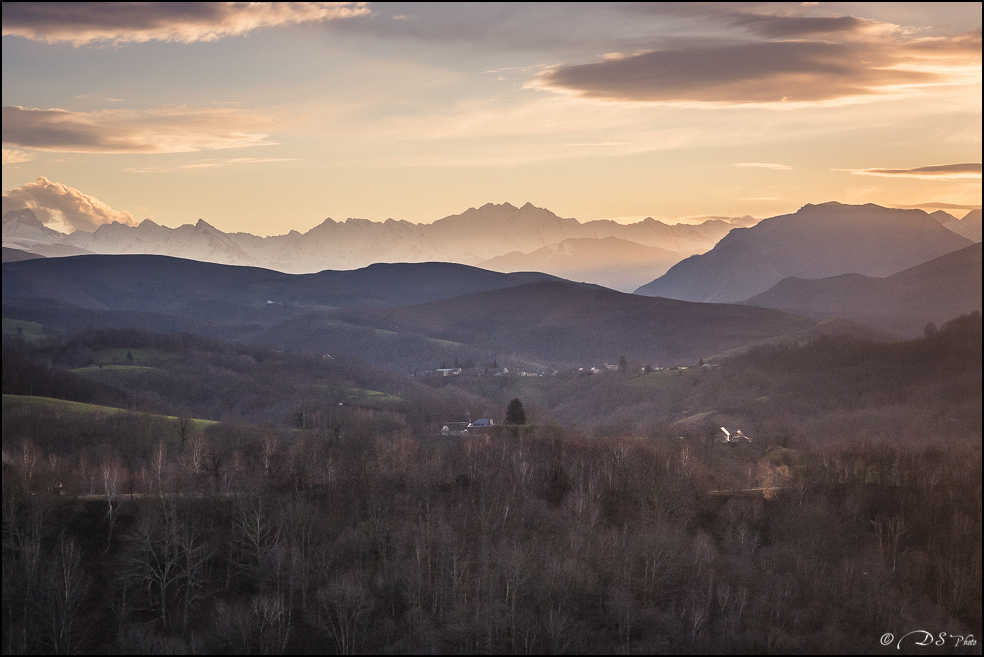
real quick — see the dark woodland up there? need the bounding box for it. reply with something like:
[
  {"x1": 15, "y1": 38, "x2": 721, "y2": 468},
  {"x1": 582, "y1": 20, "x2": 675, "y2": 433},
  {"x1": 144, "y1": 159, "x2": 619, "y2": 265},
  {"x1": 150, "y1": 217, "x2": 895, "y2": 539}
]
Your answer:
[{"x1": 2, "y1": 311, "x2": 981, "y2": 654}]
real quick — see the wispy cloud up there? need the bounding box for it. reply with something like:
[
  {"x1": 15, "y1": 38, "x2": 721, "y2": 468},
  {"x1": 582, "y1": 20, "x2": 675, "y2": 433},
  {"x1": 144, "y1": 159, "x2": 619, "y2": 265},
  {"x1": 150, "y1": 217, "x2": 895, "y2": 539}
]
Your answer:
[
  {"x1": 125, "y1": 157, "x2": 299, "y2": 173},
  {"x1": 2, "y1": 176, "x2": 136, "y2": 231},
  {"x1": 1, "y1": 2, "x2": 370, "y2": 46},
  {"x1": 894, "y1": 202, "x2": 982, "y2": 210},
  {"x1": 840, "y1": 163, "x2": 982, "y2": 179},
  {"x1": 566, "y1": 142, "x2": 628, "y2": 147},
  {"x1": 2, "y1": 149, "x2": 35, "y2": 167},
  {"x1": 734, "y1": 162, "x2": 792, "y2": 170},
  {"x1": 180, "y1": 157, "x2": 298, "y2": 169},
  {"x1": 2, "y1": 105, "x2": 278, "y2": 154}
]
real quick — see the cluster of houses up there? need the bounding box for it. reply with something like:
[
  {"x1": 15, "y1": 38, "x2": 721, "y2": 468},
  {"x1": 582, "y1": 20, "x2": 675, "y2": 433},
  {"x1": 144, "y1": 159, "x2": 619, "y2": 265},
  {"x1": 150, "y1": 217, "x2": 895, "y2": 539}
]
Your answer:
[
  {"x1": 718, "y1": 427, "x2": 752, "y2": 444},
  {"x1": 422, "y1": 362, "x2": 719, "y2": 379},
  {"x1": 440, "y1": 418, "x2": 497, "y2": 436},
  {"x1": 427, "y1": 366, "x2": 550, "y2": 378}
]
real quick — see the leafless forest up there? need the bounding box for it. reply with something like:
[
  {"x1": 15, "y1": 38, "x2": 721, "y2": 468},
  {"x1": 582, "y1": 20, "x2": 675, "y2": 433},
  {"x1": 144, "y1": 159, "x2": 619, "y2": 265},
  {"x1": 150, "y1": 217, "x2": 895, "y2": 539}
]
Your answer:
[{"x1": 2, "y1": 314, "x2": 981, "y2": 654}]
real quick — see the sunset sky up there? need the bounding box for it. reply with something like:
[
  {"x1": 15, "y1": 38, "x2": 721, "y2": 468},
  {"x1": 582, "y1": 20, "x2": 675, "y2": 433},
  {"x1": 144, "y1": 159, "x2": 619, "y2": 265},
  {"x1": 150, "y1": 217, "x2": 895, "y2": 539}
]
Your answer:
[{"x1": 2, "y1": 2, "x2": 981, "y2": 235}]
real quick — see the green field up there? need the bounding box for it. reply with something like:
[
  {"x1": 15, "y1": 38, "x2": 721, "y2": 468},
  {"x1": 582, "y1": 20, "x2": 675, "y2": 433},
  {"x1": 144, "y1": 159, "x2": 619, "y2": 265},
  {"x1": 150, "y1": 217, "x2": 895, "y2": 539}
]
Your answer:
[
  {"x1": 69, "y1": 364, "x2": 181, "y2": 389},
  {"x1": 345, "y1": 387, "x2": 402, "y2": 407},
  {"x1": 70, "y1": 364, "x2": 159, "y2": 375},
  {"x1": 2, "y1": 318, "x2": 53, "y2": 342},
  {"x1": 2, "y1": 394, "x2": 217, "y2": 430}
]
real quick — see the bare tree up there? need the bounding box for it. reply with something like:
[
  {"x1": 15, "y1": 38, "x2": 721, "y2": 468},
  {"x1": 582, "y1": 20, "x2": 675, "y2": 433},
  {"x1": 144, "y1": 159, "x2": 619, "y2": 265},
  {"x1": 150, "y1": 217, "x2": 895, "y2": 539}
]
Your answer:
[
  {"x1": 44, "y1": 537, "x2": 91, "y2": 655},
  {"x1": 102, "y1": 457, "x2": 123, "y2": 552},
  {"x1": 315, "y1": 570, "x2": 374, "y2": 655},
  {"x1": 120, "y1": 501, "x2": 214, "y2": 635}
]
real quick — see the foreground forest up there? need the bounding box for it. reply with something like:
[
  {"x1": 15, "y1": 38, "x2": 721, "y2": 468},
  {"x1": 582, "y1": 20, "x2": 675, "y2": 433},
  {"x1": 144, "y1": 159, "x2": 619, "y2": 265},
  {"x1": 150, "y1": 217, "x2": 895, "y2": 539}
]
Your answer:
[{"x1": 2, "y1": 313, "x2": 981, "y2": 654}]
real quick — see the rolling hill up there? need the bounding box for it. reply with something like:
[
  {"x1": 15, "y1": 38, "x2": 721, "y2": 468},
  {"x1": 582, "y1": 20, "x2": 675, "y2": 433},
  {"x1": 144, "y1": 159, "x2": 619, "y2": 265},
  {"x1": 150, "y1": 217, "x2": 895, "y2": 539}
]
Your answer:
[
  {"x1": 266, "y1": 280, "x2": 885, "y2": 370},
  {"x1": 2, "y1": 246, "x2": 44, "y2": 263},
  {"x1": 744, "y1": 242, "x2": 982, "y2": 336},
  {"x1": 2, "y1": 254, "x2": 565, "y2": 315}
]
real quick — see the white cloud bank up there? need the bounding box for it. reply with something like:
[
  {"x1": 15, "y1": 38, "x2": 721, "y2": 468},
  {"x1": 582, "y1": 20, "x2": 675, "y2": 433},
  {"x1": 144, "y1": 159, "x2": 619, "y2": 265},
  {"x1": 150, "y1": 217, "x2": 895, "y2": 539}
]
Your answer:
[{"x1": 2, "y1": 176, "x2": 136, "y2": 232}]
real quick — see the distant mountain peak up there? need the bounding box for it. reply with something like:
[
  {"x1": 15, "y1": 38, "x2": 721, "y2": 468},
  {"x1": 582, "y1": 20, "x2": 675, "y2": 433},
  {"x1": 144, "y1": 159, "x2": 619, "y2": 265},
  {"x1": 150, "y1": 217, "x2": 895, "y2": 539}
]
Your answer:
[
  {"x1": 636, "y1": 202, "x2": 975, "y2": 303},
  {"x1": 931, "y1": 210, "x2": 958, "y2": 223},
  {"x1": 3, "y1": 207, "x2": 45, "y2": 229}
]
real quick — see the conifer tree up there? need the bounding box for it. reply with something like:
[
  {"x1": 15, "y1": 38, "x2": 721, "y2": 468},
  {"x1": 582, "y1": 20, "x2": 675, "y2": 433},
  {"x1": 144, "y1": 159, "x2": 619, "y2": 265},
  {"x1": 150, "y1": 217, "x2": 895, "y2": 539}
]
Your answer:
[{"x1": 505, "y1": 398, "x2": 526, "y2": 425}]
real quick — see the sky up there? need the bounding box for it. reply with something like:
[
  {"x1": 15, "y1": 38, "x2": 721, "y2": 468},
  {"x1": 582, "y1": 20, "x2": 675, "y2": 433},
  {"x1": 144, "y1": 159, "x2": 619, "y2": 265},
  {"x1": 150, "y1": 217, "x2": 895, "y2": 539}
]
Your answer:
[{"x1": 2, "y1": 2, "x2": 981, "y2": 236}]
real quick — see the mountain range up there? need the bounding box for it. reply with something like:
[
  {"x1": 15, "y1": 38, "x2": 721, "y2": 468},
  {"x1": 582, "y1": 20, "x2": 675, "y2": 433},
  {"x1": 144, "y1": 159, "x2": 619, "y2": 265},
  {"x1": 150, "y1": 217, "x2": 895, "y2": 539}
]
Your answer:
[
  {"x1": 2, "y1": 202, "x2": 754, "y2": 291},
  {"x1": 4, "y1": 198, "x2": 980, "y2": 369},
  {"x1": 635, "y1": 202, "x2": 976, "y2": 303}
]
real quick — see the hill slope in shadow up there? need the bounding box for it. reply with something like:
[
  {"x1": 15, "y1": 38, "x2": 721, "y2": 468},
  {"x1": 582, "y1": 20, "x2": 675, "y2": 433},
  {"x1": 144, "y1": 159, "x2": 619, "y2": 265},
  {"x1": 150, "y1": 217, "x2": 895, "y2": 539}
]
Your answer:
[{"x1": 744, "y1": 242, "x2": 982, "y2": 336}]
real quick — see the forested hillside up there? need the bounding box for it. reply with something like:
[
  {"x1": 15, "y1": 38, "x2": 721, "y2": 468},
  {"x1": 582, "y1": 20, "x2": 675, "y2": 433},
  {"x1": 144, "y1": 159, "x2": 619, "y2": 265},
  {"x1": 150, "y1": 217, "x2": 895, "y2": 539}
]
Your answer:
[{"x1": 2, "y1": 314, "x2": 980, "y2": 653}]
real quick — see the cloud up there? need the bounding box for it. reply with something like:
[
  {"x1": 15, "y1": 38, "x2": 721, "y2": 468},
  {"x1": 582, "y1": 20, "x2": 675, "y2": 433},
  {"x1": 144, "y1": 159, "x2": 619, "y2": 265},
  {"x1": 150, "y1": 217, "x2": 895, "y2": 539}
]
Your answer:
[
  {"x1": 2, "y1": 176, "x2": 136, "y2": 231},
  {"x1": 179, "y1": 157, "x2": 298, "y2": 169},
  {"x1": 531, "y1": 13, "x2": 980, "y2": 107},
  {"x1": 728, "y1": 13, "x2": 882, "y2": 39},
  {"x1": 124, "y1": 157, "x2": 299, "y2": 173},
  {"x1": 895, "y1": 202, "x2": 983, "y2": 211},
  {"x1": 2, "y1": 105, "x2": 277, "y2": 154},
  {"x1": 734, "y1": 162, "x2": 792, "y2": 170},
  {"x1": 2, "y1": 149, "x2": 35, "y2": 166},
  {"x1": 840, "y1": 163, "x2": 982, "y2": 179},
  {"x1": 1, "y1": 2, "x2": 370, "y2": 45},
  {"x1": 532, "y1": 40, "x2": 946, "y2": 104}
]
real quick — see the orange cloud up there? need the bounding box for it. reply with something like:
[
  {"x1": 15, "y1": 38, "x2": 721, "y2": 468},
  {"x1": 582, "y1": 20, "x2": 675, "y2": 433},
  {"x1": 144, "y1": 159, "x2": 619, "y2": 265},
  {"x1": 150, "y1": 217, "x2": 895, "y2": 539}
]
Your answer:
[
  {"x1": 2, "y1": 105, "x2": 277, "y2": 154},
  {"x1": 734, "y1": 163, "x2": 792, "y2": 170},
  {"x1": 1, "y1": 2, "x2": 370, "y2": 45},
  {"x1": 842, "y1": 163, "x2": 982, "y2": 180},
  {"x1": 125, "y1": 157, "x2": 299, "y2": 173},
  {"x1": 2, "y1": 149, "x2": 35, "y2": 166}
]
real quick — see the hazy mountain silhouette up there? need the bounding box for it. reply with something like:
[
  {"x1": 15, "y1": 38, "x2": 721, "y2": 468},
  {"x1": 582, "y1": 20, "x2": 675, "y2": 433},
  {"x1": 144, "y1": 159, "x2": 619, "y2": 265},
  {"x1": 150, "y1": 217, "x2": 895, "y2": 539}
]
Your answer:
[
  {"x1": 932, "y1": 209, "x2": 982, "y2": 242},
  {"x1": 744, "y1": 242, "x2": 982, "y2": 336},
  {"x1": 4, "y1": 203, "x2": 747, "y2": 278},
  {"x1": 635, "y1": 202, "x2": 975, "y2": 303},
  {"x1": 479, "y1": 236, "x2": 687, "y2": 291}
]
